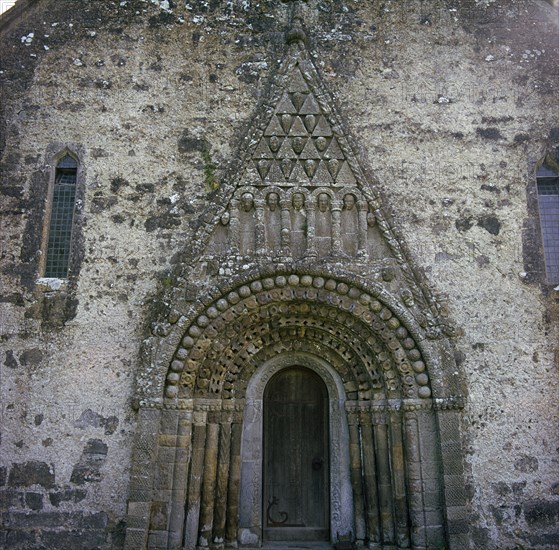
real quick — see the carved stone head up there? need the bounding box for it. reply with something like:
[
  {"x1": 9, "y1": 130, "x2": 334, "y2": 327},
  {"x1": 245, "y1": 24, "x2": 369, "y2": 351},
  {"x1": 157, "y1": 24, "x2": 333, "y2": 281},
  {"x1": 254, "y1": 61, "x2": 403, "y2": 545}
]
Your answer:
[
  {"x1": 316, "y1": 136, "x2": 327, "y2": 152},
  {"x1": 343, "y1": 194, "x2": 356, "y2": 210},
  {"x1": 292, "y1": 137, "x2": 305, "y2": 155},
  {"x1": 267, "y1": 192, "x2": 279, "y2": 211},
  {"x1": 220, "y1": 211, "x2": 230, "y2": 225},
  {"x1": 269, "y1": 135, "x2": 281, "y2": 153},
  {"x1": 240, "y1": 192, "x2": 254, "y2": 212},
  {"x1": 318, "y1": 193, "x2": 330, "y2": 213},
  {"x1": 292, "y1": 192, "x2": 305, "y2": 210}
]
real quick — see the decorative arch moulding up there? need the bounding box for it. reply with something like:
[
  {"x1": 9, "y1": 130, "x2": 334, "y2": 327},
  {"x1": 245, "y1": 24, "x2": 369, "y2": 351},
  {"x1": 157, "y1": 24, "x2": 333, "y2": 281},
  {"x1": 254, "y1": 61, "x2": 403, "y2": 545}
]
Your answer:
[{"x1": 135, "y1": 269, "x2": 465, "y2": 412}]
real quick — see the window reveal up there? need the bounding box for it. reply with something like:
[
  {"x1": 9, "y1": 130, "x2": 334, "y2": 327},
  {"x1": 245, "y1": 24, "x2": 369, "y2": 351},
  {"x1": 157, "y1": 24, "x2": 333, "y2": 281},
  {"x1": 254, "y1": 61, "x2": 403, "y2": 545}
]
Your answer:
[
  {"x1": 44, "y1": 154, "x2": 78, "y2": 278},
  {"x1": 536, "y1": 154, "x2": 559, "y2": 285}
]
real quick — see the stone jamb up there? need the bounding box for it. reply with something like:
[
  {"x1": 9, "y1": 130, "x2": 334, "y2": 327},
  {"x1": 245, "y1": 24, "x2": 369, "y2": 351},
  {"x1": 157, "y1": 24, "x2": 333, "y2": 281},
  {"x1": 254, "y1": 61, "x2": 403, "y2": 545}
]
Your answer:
[{"x1": 238, "y1": 351, "x2": 353, "y2": 547}]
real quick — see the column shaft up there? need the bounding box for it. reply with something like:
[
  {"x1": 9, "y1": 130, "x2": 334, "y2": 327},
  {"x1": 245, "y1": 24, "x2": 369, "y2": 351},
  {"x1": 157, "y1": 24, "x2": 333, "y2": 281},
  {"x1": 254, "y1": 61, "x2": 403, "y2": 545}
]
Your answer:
[
  {"x1": 306, "y1": 204, "x2": 317, "y2": 258},
  {"x1": 225, "y1": 420, "x2": 243, "y2": 545},
  {"x1": 213, "y1": 415, "x2": 232, "y2": 545},
  {"x1": 183, "y1": 422, "x2": 207, "y2": 550},
  {"x1": 331, "y1": 203, "x2": 342, "y2": 255},
  {"x1": 389, "y1": 409, "x2": 410, "y2": 548},
  {"x1": 167, "y1": 411, "x2": 193, "y2": 549},
  {"x1": 374, "y1": 419, "x2": 395, "y2": 544},
  {"x1": 360, "y1": 409, "x2": 381, "y2": 544},
  {"x1": 348, "y1": 409, "x2": 366, "y2": 542},
  {"x1": 198, "y1": 420, "x2": 220, "y2": 547}
]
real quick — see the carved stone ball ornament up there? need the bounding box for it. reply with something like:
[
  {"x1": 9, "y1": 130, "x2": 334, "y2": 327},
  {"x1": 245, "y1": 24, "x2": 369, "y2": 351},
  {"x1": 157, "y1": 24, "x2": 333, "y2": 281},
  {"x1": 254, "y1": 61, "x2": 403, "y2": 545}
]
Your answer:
[{"x1": 161, "y1": 273, "x2": 434, "y2": 403}]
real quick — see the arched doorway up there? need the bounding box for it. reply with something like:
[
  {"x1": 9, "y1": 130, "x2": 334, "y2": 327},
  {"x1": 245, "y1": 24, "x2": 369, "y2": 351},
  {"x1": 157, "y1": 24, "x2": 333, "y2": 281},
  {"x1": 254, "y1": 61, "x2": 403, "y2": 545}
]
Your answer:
[
  {"x1": 124, "y1": 272, "x2": 468, "y2": 550},
  {"x1": 238, "y1": 351, "x2": 353, "y2": 547},
  {"x1": 263, "y1": 367, "x2": 329, "y2": 542}
]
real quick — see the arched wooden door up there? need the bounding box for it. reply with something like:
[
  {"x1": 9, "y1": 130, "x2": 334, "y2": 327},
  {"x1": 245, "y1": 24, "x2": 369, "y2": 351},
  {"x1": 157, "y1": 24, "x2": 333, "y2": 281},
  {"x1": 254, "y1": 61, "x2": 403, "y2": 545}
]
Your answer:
[{"x1": 263, "y1": 367, "x2": 330, "y2": 542}]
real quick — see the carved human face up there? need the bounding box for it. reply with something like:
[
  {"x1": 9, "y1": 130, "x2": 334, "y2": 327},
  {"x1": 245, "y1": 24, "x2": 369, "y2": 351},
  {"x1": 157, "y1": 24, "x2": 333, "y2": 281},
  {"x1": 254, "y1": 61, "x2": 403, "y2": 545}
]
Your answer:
[
  {"x1": 318, "y1": 193, "x2": 330, "y2": 213},
  {"x1": 240, "y1": 192, "x2": 254, "y2": 212},
  {"x1": 343, "y1": 194, "x2": 355, "y2": 210},
  {"x1": 269, "y1": 135, "x2": 281, "y2": 153},
  {"x1": 292, "y1": 193, "x2": 305, "y2": 210},
  {"x1": 293, "y1": 137, "x2": 304, "y2": 154},
  {"x1": 267, "y1": 192, "x2": 279, "y2": 211},
  {"x1": 316, "y1": 136, "x2": 327, "y2": 152},
  {"x1": 220, "y1": 211, "x2": 230, "y2": 225}
]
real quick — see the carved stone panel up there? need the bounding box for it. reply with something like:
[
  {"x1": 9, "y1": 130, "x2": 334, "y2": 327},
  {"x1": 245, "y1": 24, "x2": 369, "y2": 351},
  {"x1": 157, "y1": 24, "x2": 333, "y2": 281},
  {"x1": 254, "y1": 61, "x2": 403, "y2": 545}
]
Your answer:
[{"x1": 203, "y1": 56, "x2": 389, "y2": 262}]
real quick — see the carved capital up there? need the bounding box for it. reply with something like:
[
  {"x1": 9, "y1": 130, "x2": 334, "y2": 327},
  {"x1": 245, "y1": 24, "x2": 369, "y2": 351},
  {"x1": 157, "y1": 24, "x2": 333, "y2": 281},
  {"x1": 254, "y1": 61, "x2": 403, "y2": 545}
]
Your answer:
[
  {"x1": 357, "y1": 200, "x2": 368, "y2": 212},
  {"x1": 331, "y1": 200, "x2": 343, "y2": 212}
]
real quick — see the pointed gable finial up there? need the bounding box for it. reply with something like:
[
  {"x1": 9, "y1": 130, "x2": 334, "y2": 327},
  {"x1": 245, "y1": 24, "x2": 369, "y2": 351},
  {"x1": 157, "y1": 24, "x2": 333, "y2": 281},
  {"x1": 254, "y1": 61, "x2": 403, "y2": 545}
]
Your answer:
[{"x1": 285, "y1": 0, "x2": 307, "y2": 45}]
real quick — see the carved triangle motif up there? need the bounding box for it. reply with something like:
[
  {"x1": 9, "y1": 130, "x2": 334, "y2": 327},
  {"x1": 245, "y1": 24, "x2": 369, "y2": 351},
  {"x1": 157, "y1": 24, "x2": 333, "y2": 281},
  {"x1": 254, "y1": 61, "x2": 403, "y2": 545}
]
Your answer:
[{"x1": 204, "y1": 41, "x2": 387, "y2": 262}]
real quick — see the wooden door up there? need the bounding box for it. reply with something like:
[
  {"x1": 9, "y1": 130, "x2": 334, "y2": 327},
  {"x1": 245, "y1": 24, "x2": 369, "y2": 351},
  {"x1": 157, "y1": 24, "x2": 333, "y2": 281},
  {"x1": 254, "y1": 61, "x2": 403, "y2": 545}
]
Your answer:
[{"x1": 263, "y1": 367, "x2": 329, "y2": 541}]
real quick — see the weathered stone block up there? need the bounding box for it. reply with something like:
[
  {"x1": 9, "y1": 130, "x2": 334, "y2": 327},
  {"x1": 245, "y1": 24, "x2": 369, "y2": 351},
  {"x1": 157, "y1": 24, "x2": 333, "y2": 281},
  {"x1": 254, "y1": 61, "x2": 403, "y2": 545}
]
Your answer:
[
  {"x1": 8, "y1": 461, "x2": 55, "y2": 489},
  {"x1": 24, "y1": 491, "x2": 43, "y2": 511},
  {"x1": 147, "y1": 529, "x2": 169, "y2": 549},
  {"x1": 127, "y1": 501, "x2": 151, "y2": 519},
  {"x1": 159, "y1": 410, "x2": 179, "y2": 435},
  {"x1": 49, "y1": 487, "x2": 87, "y2": 507},
  {"x1": 1, "y1": 488, "x2": 25, "y2": 508},
  {"x1": 41, "y1": 529, "x2": 107, "y2": 549},
  {"x1": 4, "y1": 529, "x2": 36, "y2": 548},
  {"x1": 150, "y1": 501, "x2": 169, "y2": 531},
  {"x1": 124, "y1": 527, "x2": 147, "y2": 550},
  {"x1": 523, "y1": 500, "x2": 559, "y2": 528}
]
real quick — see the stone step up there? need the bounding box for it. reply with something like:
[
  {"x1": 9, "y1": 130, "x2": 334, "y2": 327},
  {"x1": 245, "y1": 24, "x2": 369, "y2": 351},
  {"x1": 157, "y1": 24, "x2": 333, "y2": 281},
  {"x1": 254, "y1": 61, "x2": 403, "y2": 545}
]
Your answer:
[{"x1": 260, "y1": 543, "x2": 334, "y2": 550}]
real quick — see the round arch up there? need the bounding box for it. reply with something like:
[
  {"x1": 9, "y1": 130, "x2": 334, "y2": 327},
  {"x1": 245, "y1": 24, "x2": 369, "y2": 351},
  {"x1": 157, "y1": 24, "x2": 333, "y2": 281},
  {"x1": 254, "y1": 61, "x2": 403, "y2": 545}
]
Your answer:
[
  {"x1": 124, "y1": 269, "x2": 468, "y2": 550},
  {"x1": 162, "y1": 271, "x2": 437, "y2": 405},
  {"x1": 239, "y1": 352, "x2": 353, "y2": 546}
]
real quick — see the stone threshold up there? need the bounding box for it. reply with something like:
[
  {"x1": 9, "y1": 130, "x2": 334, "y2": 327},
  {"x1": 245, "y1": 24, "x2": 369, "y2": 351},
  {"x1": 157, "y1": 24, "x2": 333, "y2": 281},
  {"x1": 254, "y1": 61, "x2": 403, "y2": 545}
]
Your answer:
[{"x1": 260, "y1": 544, "x2": 334, "y2": 549}]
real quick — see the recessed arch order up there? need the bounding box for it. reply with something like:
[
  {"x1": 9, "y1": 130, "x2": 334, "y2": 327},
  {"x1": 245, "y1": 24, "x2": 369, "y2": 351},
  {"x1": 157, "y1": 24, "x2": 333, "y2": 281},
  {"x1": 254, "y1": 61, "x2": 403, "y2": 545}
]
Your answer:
[{"x1": 125, "y1": 269, "x2": 468, "y2": 550}]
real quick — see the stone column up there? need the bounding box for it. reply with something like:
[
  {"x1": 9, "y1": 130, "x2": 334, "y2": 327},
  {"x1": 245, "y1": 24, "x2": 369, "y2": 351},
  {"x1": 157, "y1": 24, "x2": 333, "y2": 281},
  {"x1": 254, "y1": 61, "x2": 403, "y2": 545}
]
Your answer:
[
  {"x1": 280, "y1": 198, "x2": 291, "y2": 256},
  {"x1": 198, "y1": 410, "x2": 220, "y2": 548},
  {"x1": 225, "y1": 407, "x2": 243, "y2": 546},
  {"x1": 357, "y1": 200, "x2": 368, "y2": 256},
  {"x1": 389, "y1": 407, "x2": 410, "y2": 548},
  {"x1": 359, "y1": 405, "x2": 381, "y2": 545},
  {"x1": 254, "y1": 198, "x2": 266, "y2": 256},
  {"x1": 229, "y1": 199, "x2": 240, "y2": 255},
  {"x1": 305, "y1": 200, "x2": 317, "y2": 259},
  {"x1": 347, "y1": 404, "x2": 366, "y2": 543},
  {"x1": 373, "y1": 409, "x2": 395, "y2": 545},
  {"x1": 331, "y1": 199, "x2": 343, "y2": 255},
  {"x1": 183, "y1": 413, "x2": 207, "y2": 550},
  {"x1": 404, "y1": 409, "x2": 427, "y2": 549},
  {"x1": 212, "y1": 405, "x2": 233, "y2": 546},
  {"x1": 167, "y1": 408, "x2": 193, "y2": 549}
]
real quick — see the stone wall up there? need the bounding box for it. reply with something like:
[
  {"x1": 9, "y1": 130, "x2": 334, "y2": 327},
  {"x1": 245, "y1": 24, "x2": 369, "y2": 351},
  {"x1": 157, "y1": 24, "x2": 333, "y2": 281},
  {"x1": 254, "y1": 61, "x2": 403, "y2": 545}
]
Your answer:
[{"x1": 1, "y1": 0, "x2": 558, "y2": 548}]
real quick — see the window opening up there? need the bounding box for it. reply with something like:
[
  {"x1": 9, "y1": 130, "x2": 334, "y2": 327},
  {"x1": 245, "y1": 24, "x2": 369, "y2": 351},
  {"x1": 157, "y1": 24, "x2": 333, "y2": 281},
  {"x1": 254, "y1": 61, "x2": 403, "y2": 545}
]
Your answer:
[
  {"x1": 536, "y1": 153, "x2": 559, "y2": 285},
  {"x1": 44, "y1": 154, "x2": 78, "y2": 278}
]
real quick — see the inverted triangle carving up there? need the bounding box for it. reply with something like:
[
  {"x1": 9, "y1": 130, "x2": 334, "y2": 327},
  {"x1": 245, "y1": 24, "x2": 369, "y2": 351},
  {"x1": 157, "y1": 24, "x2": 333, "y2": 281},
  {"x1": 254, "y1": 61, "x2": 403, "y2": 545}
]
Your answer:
[{"x1": 197, "y1": 26, "x2": 448, "y2": 334}]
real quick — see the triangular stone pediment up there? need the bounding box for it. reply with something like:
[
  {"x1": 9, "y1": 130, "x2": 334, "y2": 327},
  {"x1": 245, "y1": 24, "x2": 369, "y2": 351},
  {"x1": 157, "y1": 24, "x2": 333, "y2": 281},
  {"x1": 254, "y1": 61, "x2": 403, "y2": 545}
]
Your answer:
[
  {"x1": 197, "y1": 22, "x2": 449, "y2": 335},
  {"x1": 204, "y1": 42, "x2": 395, "y2": 264}
]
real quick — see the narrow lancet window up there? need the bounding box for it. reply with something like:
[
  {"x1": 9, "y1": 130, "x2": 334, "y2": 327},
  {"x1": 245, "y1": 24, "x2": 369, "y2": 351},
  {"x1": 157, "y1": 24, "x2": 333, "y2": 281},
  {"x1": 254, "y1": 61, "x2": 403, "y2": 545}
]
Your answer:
[
  {"x1": 536, "y1": 152, "x2": 559, "y2": 284},
  {"x1": 44, "y1": 154, "x2": 78, "y2": 278}
]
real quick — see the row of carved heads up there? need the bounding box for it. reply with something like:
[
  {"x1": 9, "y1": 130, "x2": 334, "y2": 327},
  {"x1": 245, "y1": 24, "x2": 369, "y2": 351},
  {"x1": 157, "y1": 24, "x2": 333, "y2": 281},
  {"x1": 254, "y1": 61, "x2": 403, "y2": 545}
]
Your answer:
[{"x1": 210, "y1": 187, "x2": 380, "y2": 258}]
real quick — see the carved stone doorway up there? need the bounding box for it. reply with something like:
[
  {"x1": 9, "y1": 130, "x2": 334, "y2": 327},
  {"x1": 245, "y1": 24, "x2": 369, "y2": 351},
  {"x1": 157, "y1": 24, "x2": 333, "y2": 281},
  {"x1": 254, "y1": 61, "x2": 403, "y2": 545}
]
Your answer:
[
  {"x1": 263, "y1": 367, "x2": 330, "y2": 542},
  {"x1": 124, "y1": 272, "x2": 469, "y2": 550}
]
